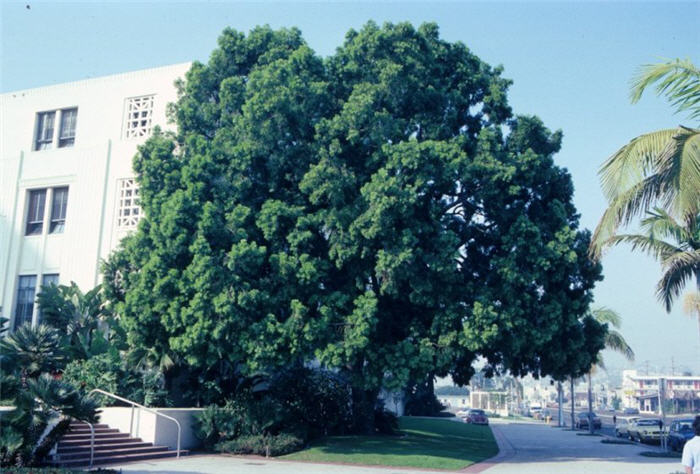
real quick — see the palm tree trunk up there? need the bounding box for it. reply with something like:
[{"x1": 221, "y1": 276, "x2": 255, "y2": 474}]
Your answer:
[{"x1": 587, "y1": 372, "x2": 594, "y2": 434}]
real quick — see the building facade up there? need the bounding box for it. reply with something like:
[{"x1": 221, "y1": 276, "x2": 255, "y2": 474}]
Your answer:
[
  {"x1": 622, "y1": 370, "x2": 700, "y2": 414},
  {"x1": 0, "y1": 63, "x2": 190, "y2": 330}
]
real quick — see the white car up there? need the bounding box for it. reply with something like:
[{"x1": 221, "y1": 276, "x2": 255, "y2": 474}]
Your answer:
[{"x1": 456, "y1": 409, "x2": 469, "y2": 417}]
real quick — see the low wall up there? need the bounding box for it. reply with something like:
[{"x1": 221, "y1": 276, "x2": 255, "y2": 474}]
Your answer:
[{"x1": 98, "y1": 407, "x2": 203, "y2": 450}]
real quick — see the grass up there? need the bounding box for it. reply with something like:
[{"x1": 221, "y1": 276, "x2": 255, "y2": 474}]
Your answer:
[
  {"x1": 601, "y1": 438, "x2": 635, "y2": 445},
  {"x1": 639, "y1": 451, "x2": 681, "y2": 458},
  {"x1": 282, "y1": 417, "x2": 498, "y2": 470}
]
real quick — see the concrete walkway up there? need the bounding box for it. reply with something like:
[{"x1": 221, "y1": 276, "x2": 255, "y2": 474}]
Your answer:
[
  {"x1": 482, "y1": 419, "x2": 682, "y2": 474},
  {"x1": 107, "y1": 419, "x2": 684, "y2": 474}
]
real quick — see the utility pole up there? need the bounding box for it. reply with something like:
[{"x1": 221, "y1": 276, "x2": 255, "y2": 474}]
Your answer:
[
  {"x1": 671, "y1": 357, "x2": 675, "y2": 376},
  {"x1": 644, "y1": 360, "x2": 650, "y2": 375},
  {"x1": 659, "y1": 377, "x2": 667, "y2": 451}
]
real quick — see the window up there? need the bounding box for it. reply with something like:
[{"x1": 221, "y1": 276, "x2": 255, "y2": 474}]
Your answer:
[
  {"x1": 58, "y1": 108, "x2": 78, "y2": 148},
  {"x1": 50, "y1": 187, "x2": 69, "y2": 234},
  {"x1": 14, "y1": 275, "x2": 37, "y2": 329},
  {"x1": 116, "y1": 178, "x2": 141, "y2": 228},
  {"x1": 41, "y1": 273, "x2": 59, "y2": 288},
  {"x1": 36, "y1": 274, "x2": 59, "y2": 324},
  {"x1": 35, "y1": 111, "x2": 55, "y2": 150},
  {"x1": 124, "y1": 95, "x2": 155, "y2": 138},
  {"x1": 25, "y1": 189, "x2": 47, "y2": 235},
  {"x1": 25, "y1": 187, "x2": 69, "y2": 236},
  {"x1": 34, "y1": 108, "x2": 78, "y2": 150}
]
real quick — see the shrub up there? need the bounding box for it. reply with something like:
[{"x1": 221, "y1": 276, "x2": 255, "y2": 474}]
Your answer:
[
  {"x1": 217, "y1": 433, "x2": 303, "y2": 457},
  {"x1": 61, "y1": 353, "x2": 170, "y2": 407}
]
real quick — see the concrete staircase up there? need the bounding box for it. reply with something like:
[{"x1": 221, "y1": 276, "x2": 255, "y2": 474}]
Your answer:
[{"x1": 53, "y1": 421, "x2": 187, "y2": 467}]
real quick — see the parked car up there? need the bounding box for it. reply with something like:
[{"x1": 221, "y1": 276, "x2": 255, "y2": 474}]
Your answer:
[
  {"x1": 628, "y1": 418, "x2": 663, "y2": 443},
  {"x1": 456, "y1": 409, "x2": 470, "y2": 418},
  {"x1": 615, "y1": 417, "x2": 640, "y2": 438},
  {"x1": 575, "y1": 412, "x2": 602, "y2": 430},
  {"x1": 669, "y1": 418, "x2": 695, "y2": 451},
  {"x1": 464, "y1": 409, "x2": 489, "y2": 425},
  {"x1": 622, "y1": 407, "x2": 640, "y2": 415}
]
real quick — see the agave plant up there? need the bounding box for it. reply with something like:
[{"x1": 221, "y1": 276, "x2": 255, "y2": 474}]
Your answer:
[
  {"x1": 1, "y1": 374, "x2": 99, "y2": 467},
  {"x1": 0, "y1": 324, "x2": 66, "y2": 379}
]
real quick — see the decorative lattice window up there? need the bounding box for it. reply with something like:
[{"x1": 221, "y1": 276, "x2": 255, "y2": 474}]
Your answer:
[
  {"x1": 116, "y1": 178, "x2": 141, "y2": 228},
  {"x1": 123, "y1": 95, "x2": 155, "y2": 138}
]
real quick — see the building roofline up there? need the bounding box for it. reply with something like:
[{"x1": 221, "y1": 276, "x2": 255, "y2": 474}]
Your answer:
[{"x1": 2, "y1": 62, "x2": 192, "y2": 97}]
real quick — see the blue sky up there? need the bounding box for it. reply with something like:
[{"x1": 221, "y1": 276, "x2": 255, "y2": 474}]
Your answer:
[{"x1": 2, "y1": 1, "x2": 699, "y2": 375}]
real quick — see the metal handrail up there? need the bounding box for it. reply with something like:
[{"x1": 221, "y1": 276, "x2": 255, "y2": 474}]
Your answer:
[
  {"x1": 67, "y1": 418, "x2": 94, "y2": 468},
  {"x1": 88, "y1": 389, "x2": 181, "y2": 459}
]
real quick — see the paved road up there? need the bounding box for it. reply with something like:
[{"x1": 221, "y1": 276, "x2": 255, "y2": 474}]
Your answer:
[
  {"x1": 107, "y1": 418, "x2": 684, "y2": 474},
  {"x1": 483, "y1": 419, "x2": 682, "y2": 474}
]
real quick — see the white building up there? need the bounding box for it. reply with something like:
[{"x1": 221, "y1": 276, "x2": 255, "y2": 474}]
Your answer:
[
  {"x1": 0, "y1": 63, "x2": 190, "y2": 330},
  {"x1": 622, "y1": 369, "x2": 700, "y2": 414}
]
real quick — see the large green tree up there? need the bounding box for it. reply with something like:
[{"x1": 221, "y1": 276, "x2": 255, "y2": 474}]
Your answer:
[{"x1": 104, "y1": 22, "x2": 605, "y2": 428}]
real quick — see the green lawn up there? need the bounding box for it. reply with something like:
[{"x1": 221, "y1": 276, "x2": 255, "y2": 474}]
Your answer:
[{"x1": 282, "y1": 417, "x2": 498, "y2": 470}]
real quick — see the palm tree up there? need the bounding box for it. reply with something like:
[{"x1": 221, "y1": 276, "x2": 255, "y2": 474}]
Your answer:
[
  {"x1": 604, "y1": 209, "x2": 699, "y2": 312},
  {"x1": 591, "y1": 59, "x2": 700, "y2": 310},
  {"x1": 585, "y1": 308, "x2": 635, "y2": 433}
]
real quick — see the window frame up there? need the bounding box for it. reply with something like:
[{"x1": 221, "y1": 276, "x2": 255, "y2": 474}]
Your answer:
[
  {"x1": 58, "y1": 107, "x2": 78, "y2": 148},
  {"x1": 14, "y1": 275, "x2": 37, "y2": 330},
  {"x1": 34, "y1": 111, "x2": 56, "y2": 151},
  {"x1": 49, "y1": 186, "x2": 69, "y2": 234},
  {"x1": 33, "y1": 108, "x2": 78, "y2": 150},
  {"x1": 25, "y1": 189, "x2": 47, "y2": 236}
]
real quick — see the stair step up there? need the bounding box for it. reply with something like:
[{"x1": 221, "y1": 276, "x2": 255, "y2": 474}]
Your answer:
[
  {"x1": 56, "y1": 445, "x2": 169, "y2": 461},
  {"x1": 58, "y1": 441, "x2": 153, "y2": 454},
  {"x1": 69, "y1": 423, "x2": 109, "y2": 429},
  {"x1": 58, "y1": 437, "x2": 142, "y2": 448},
  {"x1": 57, "y1": 449, "x2": 188, "y2": 467},
  {"x1": 69, "y1": 428, "x2": 120, "y2": 435},
  {"x1": 62, "y1": 432, "x2": 131, "y2": 440}
]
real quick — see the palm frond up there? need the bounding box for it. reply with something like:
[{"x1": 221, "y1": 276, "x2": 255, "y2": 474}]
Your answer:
[
  {"x1": 653, "y1": 127, "x2": 700, "y2": 215},
  {"x1": 639, "y1": 208, "x2": 689, "y2": 244},
  {"x1": 598, "y1": 129, "x2": 678, "y2": 201},
  {"x1": 602, "y1": 233, "x2": 680, "y2": 262},
  {"x1": 591, "y1": 307, "x2": 622, "y2": 328},
  {"x1": 657, "y1": 250, "x2": 700, "y2": 311},
  {"x1": 604, "y1": 330, "x2": 635, "y2": 362},
  {"x1": 590, "y1": 174, "x2": 667, "y2": 258},
  {"x1": 630, "y1": 58, "x2": 700, "y2": 121}
]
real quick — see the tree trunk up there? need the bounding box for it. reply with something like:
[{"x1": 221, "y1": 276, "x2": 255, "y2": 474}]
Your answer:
[
  {"x1": 351, "y1": 386, "x2": 380, "y2": 434},
  {"x1": 557, "y1": 381, "x2": 563, "y2": 427},
  {"x1": 570, "y1": 377, "x2": 575, "y2": 429},
  {"x1": 587, "y1": 372, "x2": 594, "y2": 434}
]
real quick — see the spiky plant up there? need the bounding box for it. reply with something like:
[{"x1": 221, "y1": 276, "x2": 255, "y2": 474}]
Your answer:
[{"x1": 0, "y1": 324, "x2": 66, "y2": 379}]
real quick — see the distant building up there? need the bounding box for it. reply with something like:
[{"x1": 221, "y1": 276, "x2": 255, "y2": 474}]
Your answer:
[
  {"x1": 621, "y1": 370, "x2": 700, "y2": 414},
  {"x1": 0, "y1": 63, "x2": 191, "y2": 330}
]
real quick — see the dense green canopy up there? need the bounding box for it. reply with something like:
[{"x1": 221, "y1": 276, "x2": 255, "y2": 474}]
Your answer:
[{"x1": 104, "y1": 22, "x2": 605, "y2": 414}]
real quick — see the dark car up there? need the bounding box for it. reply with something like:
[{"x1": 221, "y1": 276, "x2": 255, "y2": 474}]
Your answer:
[
  {"x1": 622, "y1": 407, "x2": 640, "y2": 415},
  {"x1": 575, "y1": 412, "x2": 602, "y2": 430},
  {"x1": 669, "y1": 419, "x2": 695, "y2": 451},
  {"x1": 465, "y1": 409, "x2": 489, "y2": 425}
]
